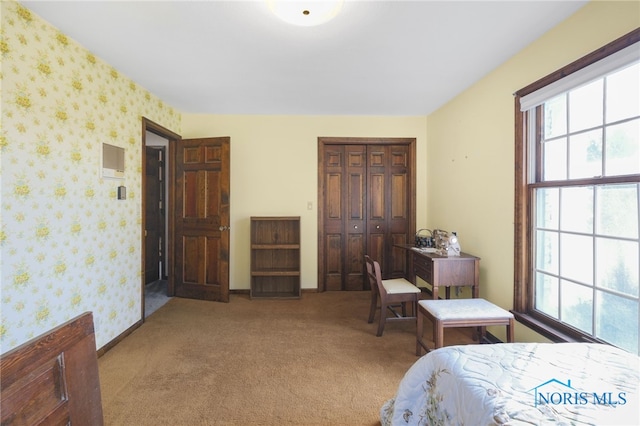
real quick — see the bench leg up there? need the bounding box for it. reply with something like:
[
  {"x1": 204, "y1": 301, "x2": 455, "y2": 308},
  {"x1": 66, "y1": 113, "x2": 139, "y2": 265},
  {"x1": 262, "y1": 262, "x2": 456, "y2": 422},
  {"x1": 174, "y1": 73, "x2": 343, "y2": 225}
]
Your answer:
[
  {"x1": 416, "y1": 309, "x2": 424, "y2": 356},
  {"x1": 507, "y1": 318, "x2": 515, "y2": 342},
  {"x1": 479, "y1": 326, "x2": 486, "y2": 342},
  {"x1": 434, "y1": 319, "x2": 444, "y2": 349}
]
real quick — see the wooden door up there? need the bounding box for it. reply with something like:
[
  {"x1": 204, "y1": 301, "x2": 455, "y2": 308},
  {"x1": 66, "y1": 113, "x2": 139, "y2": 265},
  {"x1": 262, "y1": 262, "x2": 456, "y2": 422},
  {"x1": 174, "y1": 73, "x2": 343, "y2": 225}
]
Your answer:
[
  {"x1": 144, "y1": 147, "x2": 164, "y2": 284},
  {"x1": 318, "y1": 138, "x2": 415, "y2": 291},
  {"x1": 174, "y1": 137, "x2": 230, "y2": 302}
]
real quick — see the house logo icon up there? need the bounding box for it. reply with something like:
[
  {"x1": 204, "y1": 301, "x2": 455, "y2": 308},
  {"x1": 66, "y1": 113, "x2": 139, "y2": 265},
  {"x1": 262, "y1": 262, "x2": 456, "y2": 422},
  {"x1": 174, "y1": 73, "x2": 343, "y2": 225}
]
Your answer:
[
  {"x1": 529, "y1": 378, "x2": 628, "y2": 407},
  {"x1": 529, "y1": 379, "x2": 576, "y2": 407}
]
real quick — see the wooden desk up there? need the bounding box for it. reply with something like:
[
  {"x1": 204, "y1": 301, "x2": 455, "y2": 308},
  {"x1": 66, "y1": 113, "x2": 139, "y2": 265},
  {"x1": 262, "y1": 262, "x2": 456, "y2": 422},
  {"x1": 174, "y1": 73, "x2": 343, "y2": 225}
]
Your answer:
[{"x1": 397, "y1": 245, "x2": 480, "y2": 300}]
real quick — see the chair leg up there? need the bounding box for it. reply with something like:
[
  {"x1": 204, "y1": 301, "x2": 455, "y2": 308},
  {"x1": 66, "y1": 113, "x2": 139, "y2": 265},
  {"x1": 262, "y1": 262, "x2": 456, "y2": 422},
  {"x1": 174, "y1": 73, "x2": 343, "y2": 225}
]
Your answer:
[
  {"x1": 376, "y1": 302, "x2": 387, "y2": 337},
  {"x1": 368, "y1": 292, "x2": 377, "y2": 324}
]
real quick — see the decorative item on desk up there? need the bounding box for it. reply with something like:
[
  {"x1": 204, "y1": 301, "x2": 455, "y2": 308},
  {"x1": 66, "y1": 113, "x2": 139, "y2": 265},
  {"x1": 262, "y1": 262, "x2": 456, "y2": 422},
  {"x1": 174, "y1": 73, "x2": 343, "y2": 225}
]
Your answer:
[
  {"x1": 447, "y1": 233, "x2": 461, "y2": 256},
  {"x1": 415, "y1": 229, "x2": 433, "y2": 248},
  {"x1": 433, "y1": 229, "x2": 448, "y2": 251},
  {"x1": 433, "y1": 229, "x2": 462, "y2": 256}
]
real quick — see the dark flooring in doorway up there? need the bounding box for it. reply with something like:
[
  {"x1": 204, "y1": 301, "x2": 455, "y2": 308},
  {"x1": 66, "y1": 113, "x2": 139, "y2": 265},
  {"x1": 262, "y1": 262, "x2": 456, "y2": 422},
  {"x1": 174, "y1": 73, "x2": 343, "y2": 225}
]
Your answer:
[{"x1": 145, "y1": 279, "x2": 171, "y2": 318}]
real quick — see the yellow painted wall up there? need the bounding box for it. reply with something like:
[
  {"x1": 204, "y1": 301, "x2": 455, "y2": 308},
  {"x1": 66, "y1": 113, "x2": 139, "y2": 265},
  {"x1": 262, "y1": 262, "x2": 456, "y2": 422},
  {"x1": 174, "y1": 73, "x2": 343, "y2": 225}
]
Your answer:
[
  {"x1": 426, "y1": 0, "x2": 640, "y2": 342},
  {"x1": 0, "y1": 2, "x2": 181, "y2": 353},
  {"x1": 181, "y1": 115, "x2": 428, "y2": 291}
]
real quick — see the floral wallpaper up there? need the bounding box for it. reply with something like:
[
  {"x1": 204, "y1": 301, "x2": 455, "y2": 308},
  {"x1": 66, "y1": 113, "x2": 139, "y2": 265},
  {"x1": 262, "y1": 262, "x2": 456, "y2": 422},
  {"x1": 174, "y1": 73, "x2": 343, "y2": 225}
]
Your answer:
[{"x1": 0, "y1": 1, "x2": 181, "y2": 354}]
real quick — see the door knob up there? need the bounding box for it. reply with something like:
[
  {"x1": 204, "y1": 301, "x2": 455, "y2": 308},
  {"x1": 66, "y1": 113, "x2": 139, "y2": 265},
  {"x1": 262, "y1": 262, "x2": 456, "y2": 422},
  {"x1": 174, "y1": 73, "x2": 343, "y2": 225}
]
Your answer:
[
  {"x1": 354, "y1": 225, "x2": 358, "y2": 229},
  {"x1": 376, "y1": 225, "x2": 380, "y2": 229},
  {"x1": 219, "y1": 225, "x2": 229, "y2": 231}
]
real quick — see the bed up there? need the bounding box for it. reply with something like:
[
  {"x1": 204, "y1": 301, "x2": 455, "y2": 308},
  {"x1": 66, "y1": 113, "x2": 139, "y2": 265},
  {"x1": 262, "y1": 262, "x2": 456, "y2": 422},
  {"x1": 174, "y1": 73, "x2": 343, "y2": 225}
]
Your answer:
[
  {"x1": 381, "y1": 343, "x2": 640, "y2": 426},
  {"x1": 1, "y1": 312, "x2": 103, "y2": 425}
]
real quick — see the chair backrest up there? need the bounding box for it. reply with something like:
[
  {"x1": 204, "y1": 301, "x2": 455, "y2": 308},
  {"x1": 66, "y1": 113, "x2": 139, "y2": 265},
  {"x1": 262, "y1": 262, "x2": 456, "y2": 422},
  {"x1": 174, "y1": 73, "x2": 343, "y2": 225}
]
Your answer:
[{"x1": 364, "y1": 255, "x2": 384, "y2": 296}]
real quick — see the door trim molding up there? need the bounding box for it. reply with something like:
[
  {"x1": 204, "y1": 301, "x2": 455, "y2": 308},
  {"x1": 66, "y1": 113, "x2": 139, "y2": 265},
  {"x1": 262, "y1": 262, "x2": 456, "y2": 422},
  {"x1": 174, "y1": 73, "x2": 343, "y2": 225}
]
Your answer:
[
  {"x1": 317, "y1": 137, "x2": 417, "y2": 292},
  {"x1": 141, "y1": 118, "x2": 181, "y2": 320}
]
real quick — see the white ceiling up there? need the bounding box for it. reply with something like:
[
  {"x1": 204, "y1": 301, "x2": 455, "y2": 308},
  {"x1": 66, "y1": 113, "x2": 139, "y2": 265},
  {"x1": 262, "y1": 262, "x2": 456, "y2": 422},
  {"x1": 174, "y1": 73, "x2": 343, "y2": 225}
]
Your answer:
[{"x1": 21, "y1": 1, "x2": 588, "y2": 116}]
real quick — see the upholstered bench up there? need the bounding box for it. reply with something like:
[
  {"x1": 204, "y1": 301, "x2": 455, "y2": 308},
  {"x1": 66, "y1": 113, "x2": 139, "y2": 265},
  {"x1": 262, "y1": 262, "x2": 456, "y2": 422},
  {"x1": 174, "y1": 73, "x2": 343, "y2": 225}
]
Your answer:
[{"x1": 416, "y1": 298, "x2": 514, "y2": 356}]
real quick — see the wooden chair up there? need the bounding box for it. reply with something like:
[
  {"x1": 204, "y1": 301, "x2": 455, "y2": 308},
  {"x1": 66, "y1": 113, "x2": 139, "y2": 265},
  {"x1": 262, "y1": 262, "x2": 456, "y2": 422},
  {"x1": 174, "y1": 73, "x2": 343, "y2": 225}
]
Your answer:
[{"x1": 365, "y1": 255, "x2": 421, "y2": 336}]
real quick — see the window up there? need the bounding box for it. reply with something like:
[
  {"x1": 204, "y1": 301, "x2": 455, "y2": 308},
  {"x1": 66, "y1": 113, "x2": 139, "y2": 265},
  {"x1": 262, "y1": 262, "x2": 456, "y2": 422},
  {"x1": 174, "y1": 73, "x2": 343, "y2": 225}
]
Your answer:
[{"x1": 514, "y1": 29, "x2": 640, "y2": 355}]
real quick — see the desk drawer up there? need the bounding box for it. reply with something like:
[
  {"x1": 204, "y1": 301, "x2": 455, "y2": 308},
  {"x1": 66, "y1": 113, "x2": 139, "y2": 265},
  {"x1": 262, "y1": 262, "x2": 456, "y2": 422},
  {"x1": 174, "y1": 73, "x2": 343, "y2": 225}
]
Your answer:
[
  {"x1": 413, "y1": 255, "x2": 433, "y2": 283},
  {"x1": 414, "y1": 265, "x2": 432, "y2": 283}
]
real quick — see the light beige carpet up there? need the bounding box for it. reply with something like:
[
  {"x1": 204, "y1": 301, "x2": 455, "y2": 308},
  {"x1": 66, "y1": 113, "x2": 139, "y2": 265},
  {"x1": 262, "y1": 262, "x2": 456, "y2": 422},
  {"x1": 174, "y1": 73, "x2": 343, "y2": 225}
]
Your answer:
[{"x1": 98, "y1": 291, "x2": 472, "y2": 425}]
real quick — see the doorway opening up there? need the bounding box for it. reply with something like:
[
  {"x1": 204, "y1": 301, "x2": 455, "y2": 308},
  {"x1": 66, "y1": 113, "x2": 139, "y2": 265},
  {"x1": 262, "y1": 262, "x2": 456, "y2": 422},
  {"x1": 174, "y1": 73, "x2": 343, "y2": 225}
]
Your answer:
[
  {"x1": 144, "y1": 142, "x2": 169, "y2": 318},
  {"x1": 142, "y1": 118, "x2": 180, "y2": 319}
]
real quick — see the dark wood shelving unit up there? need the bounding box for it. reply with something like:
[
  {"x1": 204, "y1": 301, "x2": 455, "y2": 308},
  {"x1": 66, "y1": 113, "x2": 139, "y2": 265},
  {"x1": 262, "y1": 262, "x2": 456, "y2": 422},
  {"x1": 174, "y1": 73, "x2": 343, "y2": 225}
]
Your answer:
[{"x1": 250, "y1": 216, "x2": 301, "y2": 299}]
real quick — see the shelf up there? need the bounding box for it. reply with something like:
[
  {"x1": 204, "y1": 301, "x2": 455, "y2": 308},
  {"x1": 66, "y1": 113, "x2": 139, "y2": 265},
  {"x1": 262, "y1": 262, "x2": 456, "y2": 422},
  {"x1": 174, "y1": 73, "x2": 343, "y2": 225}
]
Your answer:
[{"x1": 250, "y1": 216, "x2": 301, "y2": 299}]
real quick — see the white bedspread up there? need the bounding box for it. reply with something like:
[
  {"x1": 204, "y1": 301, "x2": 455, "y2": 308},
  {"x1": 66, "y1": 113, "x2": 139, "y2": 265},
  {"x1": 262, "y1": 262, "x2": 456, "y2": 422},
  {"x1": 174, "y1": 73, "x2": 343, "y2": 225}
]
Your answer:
[{"x1": 381, "y1": 343, "x2": 640, "y2": 426}]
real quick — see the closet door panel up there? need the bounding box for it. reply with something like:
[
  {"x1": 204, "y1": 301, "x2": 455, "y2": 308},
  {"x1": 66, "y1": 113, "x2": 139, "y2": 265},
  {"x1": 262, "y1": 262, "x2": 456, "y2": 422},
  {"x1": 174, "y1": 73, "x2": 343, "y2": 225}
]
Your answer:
[
  {"x1": 345, "y1": 146, "x2": 366, "y2": 290},
  {"x1": 324, "y1": 148, "x2": 345, "y2": 291},
  {"x1": 388, "y1": 145, "x2": 410, "y2": 278}
]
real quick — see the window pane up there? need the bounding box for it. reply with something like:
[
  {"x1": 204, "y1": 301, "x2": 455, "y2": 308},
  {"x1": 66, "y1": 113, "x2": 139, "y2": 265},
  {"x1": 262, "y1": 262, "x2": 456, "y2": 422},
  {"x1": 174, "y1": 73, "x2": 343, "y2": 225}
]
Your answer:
[
  {"x1": 596, "y1": 184, "x2": 639, "y2": 239},
  {"x1": 536, "y1": 230, "x2": 558, "y2": 274},
  {"x1": 569, "y1": 79, "x2": 604, "y2": 132},
  {"x1": 536, "y1": 187, "x2": 559, "y2": 230},
  {"x1": 605, "y1": 119, "x2": 640, "y2": 176},
  {"x1": 596, "y1": 238, "x2": 639, "y2": 297},
  {"x1": 543, "y1": 137, "x2": 567, "y2": 181},
  {"x1": 536, "y1": 272, "x2": 559, "y2": 318},
  {"x1": 596, "y1": 291, "x2": 638, "y2": 353},
  {"x1": 561, "y1": 279, "x2": 593, "y2": 333},
  {"x1": 544, "y1": 94, "x2": 567, "y2": 138},
  {"x1": 606, "y1": 63, "x2": 640, "y2": 124},
  {"x1": 568, "y1": 130, "x2": 603, "y2": 179},
  {"x1": 560, "y1": 233, "x2": 593, "y2": 285},
  {"x1": 560, "y1": 186, "x2": 593, "y2": 234}
]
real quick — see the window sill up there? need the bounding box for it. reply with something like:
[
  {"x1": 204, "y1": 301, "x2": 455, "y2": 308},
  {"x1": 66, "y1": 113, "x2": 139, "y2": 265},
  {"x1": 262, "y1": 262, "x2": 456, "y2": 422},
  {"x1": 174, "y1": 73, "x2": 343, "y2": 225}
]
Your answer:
[{"x1": 510, "y1": 311, "x2": 602, "y2": 344}]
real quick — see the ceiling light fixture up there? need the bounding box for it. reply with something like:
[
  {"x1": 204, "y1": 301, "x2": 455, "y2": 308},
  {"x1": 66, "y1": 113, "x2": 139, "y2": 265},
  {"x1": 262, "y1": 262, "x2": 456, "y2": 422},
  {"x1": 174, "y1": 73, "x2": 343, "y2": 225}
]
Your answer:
[{"x1": 267, "y1": 0, "x2": 344, "y2": 27}]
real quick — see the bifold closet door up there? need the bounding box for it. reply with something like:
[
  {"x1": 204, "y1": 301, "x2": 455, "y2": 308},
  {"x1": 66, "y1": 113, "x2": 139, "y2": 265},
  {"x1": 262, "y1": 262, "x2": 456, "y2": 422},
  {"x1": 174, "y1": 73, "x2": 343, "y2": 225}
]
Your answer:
[{"x1": 320, "y1": 142, "x2": 412, "y2": 291}]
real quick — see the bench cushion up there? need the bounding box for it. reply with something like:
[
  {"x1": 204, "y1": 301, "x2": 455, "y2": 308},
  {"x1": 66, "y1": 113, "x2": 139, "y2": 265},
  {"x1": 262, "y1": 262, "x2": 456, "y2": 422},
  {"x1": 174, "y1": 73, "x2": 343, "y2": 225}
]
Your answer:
[{"x1": 418, "y1": 298, "x2": 513, "y2": 321}]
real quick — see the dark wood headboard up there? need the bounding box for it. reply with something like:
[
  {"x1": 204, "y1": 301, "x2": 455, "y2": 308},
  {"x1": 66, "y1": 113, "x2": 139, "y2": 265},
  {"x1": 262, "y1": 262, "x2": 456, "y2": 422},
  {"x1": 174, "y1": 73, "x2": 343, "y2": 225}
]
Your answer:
[{"x1": 1, "y1": 312, "x2": 104, "y2": 425}]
